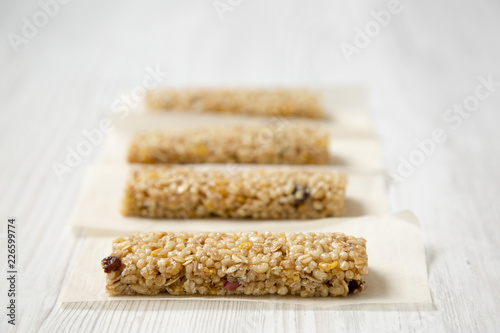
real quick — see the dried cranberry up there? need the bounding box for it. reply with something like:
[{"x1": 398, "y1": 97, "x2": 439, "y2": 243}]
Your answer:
[
  {"x1": 101, "y1": 256, "x2": 122, "y2": 273},
  {"x1": 292, "y1": 184, "x2": 310, "y2": 205},
  {"x1": 224, "y1": 281, "x2": 241, "y2": 291},
  {"x1": 348, "y1": 280, "x2": 365, "y2": 294}
]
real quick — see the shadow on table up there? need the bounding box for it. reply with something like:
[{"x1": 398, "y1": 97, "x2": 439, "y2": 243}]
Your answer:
[
  {"x1": 329, "y1": 154, "x2": 348, "y2": 166},
  {"x1": 343, "y1": 198, "x2": 366, "y2": 217}
]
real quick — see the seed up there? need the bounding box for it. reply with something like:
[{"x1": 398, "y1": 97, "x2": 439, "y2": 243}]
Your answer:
[
  {"x1": 253, "y1": 263, "x2": 269, "y2": 274},
  {"x1": 226, "y1": 265, "x2": 239, "y2": 273},
  {"x1": 313, "y1": 201, "x2": 323, "y2": 210},
  {"x1": 312, "y1": 268, "x2": 327, "y2": 281},
  {"x1": 340, "y1": 261, "x2": 349, "y2": 271},
  {"x1": 232, "y1": 254, "x2": 248, "y2": 263},
  {"x1": 277, "y1": 286, "x2": 288, "y2": 295}
]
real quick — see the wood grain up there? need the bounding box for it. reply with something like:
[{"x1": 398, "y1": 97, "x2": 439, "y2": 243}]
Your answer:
[{"x1": 1, "y1": 0, "x2": 499, "y2": 332}]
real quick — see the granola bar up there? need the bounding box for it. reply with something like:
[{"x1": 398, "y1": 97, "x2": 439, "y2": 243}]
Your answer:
[
  {"x1": 102, "y1": 231, "x2": 367, "y2": 297},
  {"x1": 121, "y1": 166, "x2": 347, "y2": 219},
  {"x1": 146, "y1": 88, "x2": 323, "y2": 118},
  {"x1": 128, "y1": 125, "x2": 329, "y2": 165}
]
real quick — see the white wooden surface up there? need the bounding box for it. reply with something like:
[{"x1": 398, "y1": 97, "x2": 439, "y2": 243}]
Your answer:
[{"x1": 1, "y1": 0, "x2": 500, "y2": 332}]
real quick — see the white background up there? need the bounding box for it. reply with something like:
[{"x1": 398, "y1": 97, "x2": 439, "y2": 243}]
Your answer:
[{"x1": 1, "y1": 0, "x2": 500, "y2": 332}]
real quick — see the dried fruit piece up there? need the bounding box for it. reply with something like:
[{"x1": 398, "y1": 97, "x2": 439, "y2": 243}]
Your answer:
[
  {"x1": 224, "y1": 281, "x2": 241, "y2": 291},
  {"x1": 101, "y1": 256, "x2": 121, "y2": 273},
  {"x1": 348, "y1": 280, "x2": 366, "y2": 294},
  {"x1": 319, "y1": 261, "x2": 339, "y2": 271},
  {"x1": 238, "y1": 242, "x2": 252, "y2": 250},
  {"x1": 292, "y1": 184, "x2": 310, "y2": 205}
]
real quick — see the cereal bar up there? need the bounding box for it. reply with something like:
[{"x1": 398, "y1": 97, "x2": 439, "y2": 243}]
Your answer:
[
  {"x1": 128, "y1": 125, "x2": 329, "y2": 165},
  {"x1": 121, "y1": 166, "x2": 347, "y2": 219},
  {"x1": 102, "y1": 231, "x2": 367, "y2": 297},
  {"x1": 146, "y1": 88, "x2": 323, "y2": 118}
]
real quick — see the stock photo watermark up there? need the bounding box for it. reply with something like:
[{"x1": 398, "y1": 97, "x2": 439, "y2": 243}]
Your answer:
[
  {"x1": 51, "y1": 66, "x2": 168, "y2": 181},
  {"x1": 340, "y1": 0, "x2": 406, "y2": 63},
  {"x1": 7, "y1": 0, "x2": 72, "y2": 53},
  {"x1": 388, "y1": 74, "x2": 499, "y2": 184},
  {"x1": 6, "y1": 217, "x2": 17, "y2": 326},
  {"x1": 213, "y1": 0, "x2": 244, "y2": 21}
]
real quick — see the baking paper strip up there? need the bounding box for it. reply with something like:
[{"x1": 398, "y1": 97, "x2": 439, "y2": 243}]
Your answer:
[
  {"x1": 61, "y1": 211, "x2": 431, "y2": 308},
  {"x1": 139, "y1": 85, "x2": 372, "y2": 129},
  {"x1": 69, "y1": 165, "x2": 390, "y2": 233},
  {"x1": 95, "y1": 112, "x2": 383, "y2": 171}
]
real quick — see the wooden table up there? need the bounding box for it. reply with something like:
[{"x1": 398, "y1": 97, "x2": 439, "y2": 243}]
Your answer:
[{"x1": 1, "y1": 0, "x2": 499, "y2": 332}]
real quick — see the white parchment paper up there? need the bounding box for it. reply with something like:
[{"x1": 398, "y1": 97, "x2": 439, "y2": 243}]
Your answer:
[
  {"x1": 61, "y1": 211, "x2": 431, "y2": 308},
  {"x1": 96, "y1": 112, "x2": 383, "y2": 170},
  {"x1": 69, "y1": 165, "x2": 389, "y2": 233},
  {"x1": 141, "y1": 85, "x2": 372, "y2": 129},
  {"x1": 61, "y1": 86, "x2": 431, "y2": 308}
]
